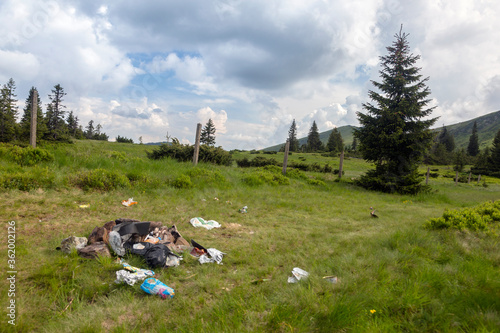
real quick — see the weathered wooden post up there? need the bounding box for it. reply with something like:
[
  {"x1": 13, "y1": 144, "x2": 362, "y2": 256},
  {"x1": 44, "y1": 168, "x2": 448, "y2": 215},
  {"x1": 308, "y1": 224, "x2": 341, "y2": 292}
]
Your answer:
[
  {"x1": 282, "y1": 140, "x2": 290, "y2": 175},
  {"x1": 338, "y1": 151, "x2": 344, "y2": 179},
  {"x1": 468, "y1": 171, "x2": 471, "y2": 184},
  {"x1": 455, "y1": 170, "x2": 458, "y2": 185},
  {"x1": 477, "y1": 174, "x2": 481, "y2": 184},
  {"x1": 30, "y1": 90, "x2": 38, "y2": 148},
  {"x1": 193, "y1": 123, "x2": 202, "y2": 165},
  {"x1": 425, "y1": 167, "x2": 430, "y2": 185}
]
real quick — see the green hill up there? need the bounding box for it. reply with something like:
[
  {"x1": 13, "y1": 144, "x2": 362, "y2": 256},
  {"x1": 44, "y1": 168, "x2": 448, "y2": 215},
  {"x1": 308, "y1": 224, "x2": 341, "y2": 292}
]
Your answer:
[{"x1": 264, "y1": 110, "x2": 500, "y2": 152}]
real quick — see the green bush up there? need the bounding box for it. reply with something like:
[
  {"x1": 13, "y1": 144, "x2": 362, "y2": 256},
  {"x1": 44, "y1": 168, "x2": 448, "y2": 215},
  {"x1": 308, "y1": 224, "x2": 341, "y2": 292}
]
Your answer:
[
  {"x1": 109, "y1": 151, "x2": 128, "y2": 161},
  {"x1": 172, "y1": 174, "x2": 193, "y2": 189},
  {"x1": 147, "y1": 143, "x2": 232, "y2": 166},
  {"x1": 0, "y1": 145, "x2": 54, "y2": 166},
  {"x1": 307, "y1": 178, "x2": 326, "y2": 186},
  {"x1": 73, "y1": 168, "x2": 130, "y2": 191},
  {"x1": 236, "y1": 156, "x2": 280, "y2": 168},
  {"x1": 425, "y1": 200, "x2": 500, "y2": 234},
  {"x1": 242, "y1": 168, "x2": 290, "y2": 186},
  {"x1": 0, "y1": 167, "x2": 55, "y2": 191}
]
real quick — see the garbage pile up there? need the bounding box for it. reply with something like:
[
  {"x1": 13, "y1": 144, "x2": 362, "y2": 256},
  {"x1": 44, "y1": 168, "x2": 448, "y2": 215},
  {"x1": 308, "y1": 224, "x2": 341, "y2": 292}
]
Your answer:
[{"x1": 57, "y1": 217, "x2": 226, "y2": 299}]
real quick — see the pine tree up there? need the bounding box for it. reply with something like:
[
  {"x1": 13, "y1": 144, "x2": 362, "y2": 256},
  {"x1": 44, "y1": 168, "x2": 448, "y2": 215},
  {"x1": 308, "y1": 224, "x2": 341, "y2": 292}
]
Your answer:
[
  {"x1": 438, "y1": 125, "x2": 455, "y2": 152},
  {"x1": 326, "y1": 127, "x2": 343, "y2": 153},
  {"x1": 200, "y1": 118, "x2": 216, "y2": 146},
  {"x1": 307, "y1": 121, "x2": 323, "y2": 152},
  {"x1": 351, "y1": 136, "x2": 358, "y2": 151},
  {"x1": 19, "y1": 87, "x2": 47, "y2": 142},
  {"x1": 66, "y1": 111, "x2": 79, "y2": 138},
  {"x1": 287, "y1": 119, "x2": 300, "y2": 152},
  {"x1": 467, "y1": 121, "x2": 479, "y2": 157},
  {"x1": 45, "y1": 84, "x2": 68, "y2": 140},
  {"x1": 353, "y1": 27, "x2": 438, "y2": 194},
  {"x1": 85, "y1": 120, "x2": 95, "y2": 139},
  {"x1": 488, "y1": 129, "x2": 500, "y2": 173},
  {"x1": 0, "y1": 78, "x2": 18, "y2": 142}
]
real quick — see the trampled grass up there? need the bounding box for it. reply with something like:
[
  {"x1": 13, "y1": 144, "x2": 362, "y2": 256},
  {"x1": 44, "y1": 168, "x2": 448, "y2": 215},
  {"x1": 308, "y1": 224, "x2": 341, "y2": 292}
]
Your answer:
[{"x1": 0, "y1": 140, "x2": 499, "y2": 332}]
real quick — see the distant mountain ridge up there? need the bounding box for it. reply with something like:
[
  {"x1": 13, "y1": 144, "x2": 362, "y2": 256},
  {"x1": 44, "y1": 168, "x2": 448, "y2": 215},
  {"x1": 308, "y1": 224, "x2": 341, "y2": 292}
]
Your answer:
[{"x1": 263, "y1": 110, "x2": 500, "y2": 152}]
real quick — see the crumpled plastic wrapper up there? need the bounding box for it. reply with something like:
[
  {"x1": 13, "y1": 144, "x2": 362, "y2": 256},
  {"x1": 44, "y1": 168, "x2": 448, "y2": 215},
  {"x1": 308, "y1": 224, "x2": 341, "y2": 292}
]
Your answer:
[
  {"x1": 287, "y1": 267, "x2": 309, "y2": 283},
  {"x1": 115, "y1": 270, "x2": 151, "y2": 286},
  {"x1": 199, "y1": 248, "x2": 226, "y2": 265}
]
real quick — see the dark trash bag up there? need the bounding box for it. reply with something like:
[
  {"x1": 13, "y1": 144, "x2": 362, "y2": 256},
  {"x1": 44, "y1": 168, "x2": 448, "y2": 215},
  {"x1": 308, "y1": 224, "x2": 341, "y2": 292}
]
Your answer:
[{"x1": 124, "y1": 242, "x2": 179, "y2": 268}]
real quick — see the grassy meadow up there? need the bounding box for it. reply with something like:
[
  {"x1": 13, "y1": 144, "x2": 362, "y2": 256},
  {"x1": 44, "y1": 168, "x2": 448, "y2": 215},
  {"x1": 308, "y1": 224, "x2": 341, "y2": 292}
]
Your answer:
[{"x1": 1, "y1": 140, "x2": 499, "y2": 332}]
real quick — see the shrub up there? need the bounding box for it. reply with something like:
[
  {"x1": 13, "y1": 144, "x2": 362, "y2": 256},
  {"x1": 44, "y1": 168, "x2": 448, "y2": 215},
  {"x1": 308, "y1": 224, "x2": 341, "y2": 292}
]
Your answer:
[
  {"x1": 172, "y1": 174, "x2": 193, "y2": 189},
  {"x1": 425, "y1": 200, "x2": 500, "y2": 235},
  {"x1": 147, "y1": 143, "x2": 232, "y2": 166},
  {"x1": 0, "y1": 167, "x2": 55, "y2": 191},
  {"x1": 109, "y1": 151, "x2": 128, "y2": 161},
  {"x1": 242, "y1": 168, "x2": 290, "y2": 186},
  {"x1": 307, "y1": 178, "x2": 326, "y2": 186},
  {"x1": 73, "y1": 168, "x2": 130, "y2": 191},
  {"x1": 0, "y1": 145, "x2": 54, "y2": 166},
  {"x1": 116, "y1": 136, "x2": 134, "y2": 143},
  {"x1": 236, "y1": 156, "x2": 280, "y2": 168}
]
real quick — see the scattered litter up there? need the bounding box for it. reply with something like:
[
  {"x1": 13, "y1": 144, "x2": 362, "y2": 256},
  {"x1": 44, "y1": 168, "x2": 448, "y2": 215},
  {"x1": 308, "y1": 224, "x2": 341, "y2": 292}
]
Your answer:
[
  {"x1": 79, "y1": 204, "x2": 90, "y2": 209},
  {"x1": 322, "y1": 276, "x2": 338, "y2": 283},
  {"x1": 288, "y1": 267, "x2": 309, "y2": 283},
  {"x1": 199, "y1": 248, "x2": 226, "y2": 265},
  {"x1": 109, "y1": 231, "x2": 125, "y2": 256},
  {"x1": 144, "y1": 235, "x2": 159, "y2": 244},
  {"x1": 122, "y1": 261, "x2": 155, "y2": 276},
  {"x1": 251, "y1": 278, "x2": 271, "y2": 284},
  {"x1": 133, "y1": 243, "x2": 145, "y2": 250},
  {"x1": 226, "y1": 201, "x2": 232, "y2": 205},
  {"x1": 121, "y1": 198, "x2": 138, "y2": 207},
  {"x1": 78, "y1": 241, "x2": 111, "y2": 259},
  {"x1": 202, "y1": 198, "x2": 207, "y2": 202},
  {"x1": 239, "y1": 206, "x2": 248, "y2": 213},
  {"x1": 165, "y1": 254, "x2": 182, "y2": 267},
  {"x1": 189, "y1": 217, "x2": 221, "y2": 230},
  {"x1": 141, "y1": 278, "x2": 174, "y2": 299},
  {"x1": 58, "y1": 236, "x2": 88, "y2": 253},
  {"x1": 115, "y1": 263, "x2": 154, "y2": 286},
  {"x1": 214, "y1": 197, "x2": 219, "y2": 201}
]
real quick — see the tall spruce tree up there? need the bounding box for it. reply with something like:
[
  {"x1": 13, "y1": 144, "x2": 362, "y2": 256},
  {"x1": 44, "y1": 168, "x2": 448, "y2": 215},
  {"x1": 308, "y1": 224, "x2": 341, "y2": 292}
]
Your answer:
[
  {"x1": 287, "y1": 119, "x2": 300, "y2": 152},
  {"x1": 306, "y1": 121, "x2": 323, "y2": 152},
  {"x1": 487, "y1": 129, "x2": 500, "y2": 173},
  {"x1": 438, "y1": 125, "x2": 455, "y2": 152},
  {"x1": 200, "y1": 118, "x2": 216, "y2": 146},
  {"x1": 0, "y1": 78, "x2": 18, "y2": 142},
  {"x1": 354, "y1": 28, "x2": 438, "y2": 194},
  {"x1": 326, "y1": 127, "x2": 343, "y2": 153},
  {"x1": 467, "y1": 121, "x2": 479, "y2": 157},
  {"x1": 19, "y1": 87, "x2": 47, "y2": 142},
  {"x1": 45, "y1": 84, "x2": 68, "y2": 140}
]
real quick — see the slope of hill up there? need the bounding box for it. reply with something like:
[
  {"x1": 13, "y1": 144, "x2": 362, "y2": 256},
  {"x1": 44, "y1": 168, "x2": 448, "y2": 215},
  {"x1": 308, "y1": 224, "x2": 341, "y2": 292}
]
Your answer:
[
  {"x1": 263, "y1": 110, "x2": 500, "y2": 152},
  {"x1": 436, "y1": 110, "x2": 500, "y2": 150}
]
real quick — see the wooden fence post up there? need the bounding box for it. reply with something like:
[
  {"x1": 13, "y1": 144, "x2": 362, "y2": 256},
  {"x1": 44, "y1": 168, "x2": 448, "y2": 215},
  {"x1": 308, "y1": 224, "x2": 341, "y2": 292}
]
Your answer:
[
  {"x1": 282, "y1": 140, "x2": 290, "y2": 175},
  {"x1": 455, "y1": 170, "x2": 458, "y2": 185},
  {"x1": 425, "y1": 167, "x2": 430, "y2": 185},
  {"x1": 193, "y1": 123, "x2": 202, "y2": 165},
  {"x1": 338, "y1": 151, "x2": 344, "y2": 179},
  {"x1": 477, "y1": 174, "x2": 481, "y2": 184},
  {"x1": 468, "y1": 171, "x2": 471, "y2": 184},
  {"x1": 30, "y1": 90, "x2": 38, "y2": 148}
]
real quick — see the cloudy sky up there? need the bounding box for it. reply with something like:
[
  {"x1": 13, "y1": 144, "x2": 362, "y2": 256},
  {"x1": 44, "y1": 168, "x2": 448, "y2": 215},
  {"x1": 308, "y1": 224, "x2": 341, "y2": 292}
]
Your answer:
[{"x1": 1, "y1": 0, "x2": 499, "y2": 150}]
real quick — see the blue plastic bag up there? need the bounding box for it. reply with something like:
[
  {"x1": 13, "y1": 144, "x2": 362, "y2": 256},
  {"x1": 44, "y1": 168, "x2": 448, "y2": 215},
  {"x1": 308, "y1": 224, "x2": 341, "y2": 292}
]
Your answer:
[{"x1": 140, "y1": 278, "x2": 175, "y2": 299}]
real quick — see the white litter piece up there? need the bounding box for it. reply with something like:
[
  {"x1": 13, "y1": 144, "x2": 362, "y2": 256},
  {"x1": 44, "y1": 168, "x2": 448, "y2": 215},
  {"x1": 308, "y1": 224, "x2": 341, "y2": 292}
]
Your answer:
[
  {"x1": 288, "y1": 267, "x2": 309, "y2": 283},
  {"x1": 115, "y1": 270, "x2": 150, "y2": 286},
  {"x1": 198, "y1": 248, "x2": 226, "y2": 265},
  {"x1": 189, "y1": 217, "x2": 221, "y2": 230}
]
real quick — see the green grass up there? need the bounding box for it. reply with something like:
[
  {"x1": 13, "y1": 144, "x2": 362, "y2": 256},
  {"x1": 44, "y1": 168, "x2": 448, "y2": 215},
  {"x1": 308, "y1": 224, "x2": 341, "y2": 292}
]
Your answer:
[{"x1": 0, "y1": 140, "x2": 499, "y2": 332}]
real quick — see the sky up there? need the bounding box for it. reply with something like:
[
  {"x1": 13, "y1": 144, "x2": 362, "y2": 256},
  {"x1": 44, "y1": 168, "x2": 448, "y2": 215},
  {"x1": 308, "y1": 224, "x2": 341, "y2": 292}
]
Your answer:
[{"x1": 1, "y1": 0, "x2": 499, "y2": 150}]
